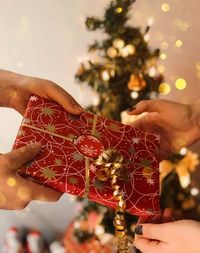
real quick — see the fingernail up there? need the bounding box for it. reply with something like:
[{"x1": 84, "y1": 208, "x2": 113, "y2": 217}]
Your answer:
[
  {"x1": 127, "y1": 106, "x2": 136, "y2": 112},
  {"x1": 135, "y1": 225, "x2": 143, "y2": 235}
]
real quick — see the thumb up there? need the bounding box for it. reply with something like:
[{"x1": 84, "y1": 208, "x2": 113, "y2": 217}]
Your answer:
[
  {"x1": 1, "y1": 143, "x2": 42, "y2": 171},
  {"x1": 128, "y1": 100, "x2": 160, "y2": 115},
  {"x1": 135, "y1": 223, "x2": 168, "y2": 242}
]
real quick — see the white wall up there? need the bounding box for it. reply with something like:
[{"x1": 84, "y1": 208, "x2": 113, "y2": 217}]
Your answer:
[{"x1": 0, "y1": 0, "x2": 199, "y2": 247}]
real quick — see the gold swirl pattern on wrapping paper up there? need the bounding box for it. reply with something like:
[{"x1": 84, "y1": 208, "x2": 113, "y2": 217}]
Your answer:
[{"x1": 94, "y1": 149, "x2": 130, "y2": 253}]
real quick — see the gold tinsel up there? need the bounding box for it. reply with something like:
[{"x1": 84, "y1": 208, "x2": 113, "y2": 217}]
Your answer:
[{"x1": 95, "y1": 149, "x2": 130, "y2": 253}]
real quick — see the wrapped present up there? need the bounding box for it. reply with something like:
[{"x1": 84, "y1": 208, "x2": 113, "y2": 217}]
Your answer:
[{"x1": 13, "y1": 95, "x2": 160, "y2": 216}]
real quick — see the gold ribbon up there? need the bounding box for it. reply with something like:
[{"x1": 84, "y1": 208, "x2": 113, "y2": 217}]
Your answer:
[
  {"x1": 22, "y1": 114, "x2": 98, "y2": 199},
  {"x1": 94, "y1": 149, "x2": 130, "y2": 253}
]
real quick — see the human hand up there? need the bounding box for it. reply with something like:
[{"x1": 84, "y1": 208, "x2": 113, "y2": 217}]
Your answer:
[
  {"x1": 128, "y1": 99, "x2": 200, "y2": 160},
  {"x1": 134, "y1": 218, "x2": 200, "y2": 253},
  {"x1": 0, "y1": 142, "x2": 61, "y2": 210},
  {"x1": 0, "y1": 70, "x2": 83, "y2": 115}
]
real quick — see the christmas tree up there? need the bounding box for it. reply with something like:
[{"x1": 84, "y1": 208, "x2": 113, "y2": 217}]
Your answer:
[{"x1": 71, "y1": 0, "x2": 200, "y2": 248}]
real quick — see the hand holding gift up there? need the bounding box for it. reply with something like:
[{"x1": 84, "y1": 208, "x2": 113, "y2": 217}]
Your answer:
[{"x1": 0, "y1": 69, "x2": 83, "y2": 210}]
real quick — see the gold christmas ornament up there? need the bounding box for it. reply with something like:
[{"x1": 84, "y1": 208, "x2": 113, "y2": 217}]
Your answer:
[
  {"x1": 107, "y1": 47, "x2": 118, "y2": 58},
  {"x1": 127, "y1": 74, "x2": 146, "y2": 91},
  {"x1": 101, "y1": 70, "x2": 110, "y2": 81},
  {"x1": 120, "y1": 44, "x2": 136, "y2": 57},
  {"x1": 113, "y1": 38, "x2": 125, "y2": 49}
]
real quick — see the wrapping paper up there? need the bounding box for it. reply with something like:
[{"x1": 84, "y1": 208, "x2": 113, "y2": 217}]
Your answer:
[{"x1": 13, "y1": 95, "x2": 160, "y2": 215}]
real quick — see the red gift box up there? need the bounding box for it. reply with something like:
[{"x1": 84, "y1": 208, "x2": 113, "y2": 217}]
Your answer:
[{"x1": 13, "y1": 95, "x2": 160, "y2": 215}]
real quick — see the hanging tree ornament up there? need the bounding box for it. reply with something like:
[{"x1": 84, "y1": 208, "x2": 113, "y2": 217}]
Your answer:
[
  {"x1": 107, "y1": 47, "x2": 118, "y2": 58},
  {"x1": 113, "y1": 38, "x2": 125, "y2": 49},
  {"x1": 120, "y1": 44, "x2": 136, "y2": 57},
  {"x1": 128, "y1": 74, "x2": 146, "y2": 91}
]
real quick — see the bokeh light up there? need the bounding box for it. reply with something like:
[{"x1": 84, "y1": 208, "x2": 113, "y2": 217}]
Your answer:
[
  {"x1": 175, "y1": 78, "x2": 187, "y2": 90},
  {"x1": 160, "y1": 53, "x2": 167, "y2": 60},
  {"x1": 159, "y1": 82, "x2": 171, "y2": 94},
  {"x1": 175, "y1": 40, "x2": 183, "y2": 48},
  {"x1": 7, "y1": 177, "x2": 16, "y2": 187},
  {"x1": 161, "y1": 3, "x2": 170, "y2": 12},
  {"x1": 116, "y1": 7, "x2": 123, "y2": 13}
]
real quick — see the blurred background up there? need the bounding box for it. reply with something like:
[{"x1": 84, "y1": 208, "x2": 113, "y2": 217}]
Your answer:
[{"x1": 0, "y1": 0, "x2": 199, "y2": 251}]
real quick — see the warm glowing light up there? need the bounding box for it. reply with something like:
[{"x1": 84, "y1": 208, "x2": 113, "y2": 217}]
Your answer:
[
  {"x1": 180, "y1": 174, "x2": 190, "y2": 188},
  {"x1": 191, "y1": 188, "x2": 199, "y2": 196},
  {"x1": 149, "y1": 67, "x2": 157, "y2": 77},
  {"x1": 158, "y1": 65, "x2": 165, "y2": 73},
  {"x1": 175, "y1": 40, "x2": 183, "y2": 48},
  {"x1": 107, "y1": 47, "x2": 118, "y2": 58},
  {"x1": 121, "y1": 45, "x2": 136, "y2": 57},
  {"x1": 101, "y1": 70, "x2": 110, "y2": 81},
  {"x1": 113, "y1": 38, "x2": 125, "y2": 49},
  {"x1": 116, "y1": 7, "x2": 123, "y2": 13},
  {"x1": 147, "y1": 17, "x2": 154, "y2": 26},
  {"x1": 159, "y1": 83, "x2": 171, "y2": 94},
  {"x1": 7, "y1": 177, "x2": 16, "y2": 187},
  {"x1": 179, "y1": 147, "x2": 188, "y2": 155},
  {"x1": 160, "y1": 53, "x2": 167, "y2": 60},
  {"x1": 175, "y1": 78, "x2": 187, "y2": 90},
  {"x1": 130, "y1": 91, "x2": 139, "y2": 99},
  {"x1": 161, "y1": 3, "x2": 170, "y2": 12}
]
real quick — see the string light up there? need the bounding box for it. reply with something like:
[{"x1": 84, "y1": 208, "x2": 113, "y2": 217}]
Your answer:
[
  {"x1": 113, "y1": 38, "x2": 125, "y2": 49},
  {"x1": 101, "y1": 70, "x2": 110, "y2": 81},
  {"x1": 159, "y1": 83, "x2": 171, "y2": 94},
  {"x1": 147, "y1": 17, "x2": 154, "y2": 26},
  {"x1": 191, "y1": 188, "x2": 199, "y2": 196},
  {"x1": 160, "y1": 53, "x2": 167, "y2": 60},
  {"x1": 175, "y1": 78, "x2": 187, "y2": 90},
  {"x1": 161, "y1": 3, "x2": 170, "y2": 12},
  {"x1": 116, "y1": 7, "x2": 123, "y2": 13},
  {"x1": 175, "y1": 40, "x2": 183, "y2": 48},
  {"x1": 130, "y1": 91, "x2": 139, "y2": 99}
]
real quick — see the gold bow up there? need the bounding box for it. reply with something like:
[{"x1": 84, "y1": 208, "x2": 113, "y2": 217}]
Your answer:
[{"x1": 95, "y1": 149, "x2": 130, "y2": 253}]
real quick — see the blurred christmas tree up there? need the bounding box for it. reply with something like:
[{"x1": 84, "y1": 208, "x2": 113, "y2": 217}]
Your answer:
[{"x1": 71, "y1": 0, "x2": 199, "y2": 247}]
